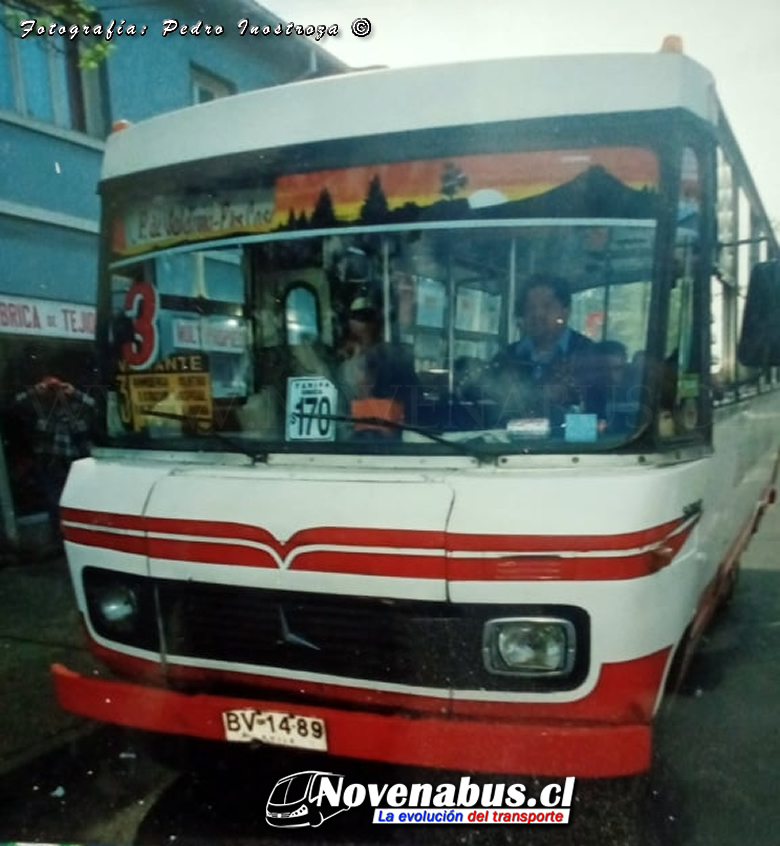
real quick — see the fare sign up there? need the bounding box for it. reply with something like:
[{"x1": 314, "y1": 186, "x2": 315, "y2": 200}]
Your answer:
[{"x1": 286, "y1": 377, "x2": 337, "y2": 442}]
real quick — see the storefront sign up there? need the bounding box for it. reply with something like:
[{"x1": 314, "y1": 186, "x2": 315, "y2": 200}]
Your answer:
[{"x1": 0, "y1": 295, "x2": 95, "y2": 339}]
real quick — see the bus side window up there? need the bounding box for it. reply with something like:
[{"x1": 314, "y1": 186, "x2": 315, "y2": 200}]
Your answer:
[{"x1": 659, "y1": 146, "x2": 706, "y2": 440}]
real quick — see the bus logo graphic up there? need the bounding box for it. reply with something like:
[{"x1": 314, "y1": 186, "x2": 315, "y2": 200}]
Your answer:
[
  {"x1": 266, "y1": 771, "x2": 348, "y2": 828},
  {"x1": 278, "y1": 607, "x2": 320, "y2": 651}
]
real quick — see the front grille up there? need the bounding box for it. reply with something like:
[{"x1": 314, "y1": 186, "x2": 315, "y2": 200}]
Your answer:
[
  {"x1": 159, "y1": 581, "x2": 454, "y2": 686},
  {"x1": 154, "y1": 578, "x2": 589, "y2": 692}
]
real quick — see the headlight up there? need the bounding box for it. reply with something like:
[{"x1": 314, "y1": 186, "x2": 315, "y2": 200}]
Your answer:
[
  {"x1": 83, "y1": 567, "x2": 158, "y2": 650},
  {"x1": 93, "y1": 584, "x2": 139, "y2": 633},
  {"x1": 483, "y1": 617, "x2": 576, "y2": 676}
]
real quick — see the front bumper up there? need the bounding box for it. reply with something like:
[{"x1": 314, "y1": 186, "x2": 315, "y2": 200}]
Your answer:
[{"x1": 52, "y1": 663, "x2": 651, "y2": 777}]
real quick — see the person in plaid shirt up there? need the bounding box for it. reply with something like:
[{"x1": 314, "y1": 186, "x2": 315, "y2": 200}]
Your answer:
[{"x1": 14, "y1": 376, "x2": 95, "y2": 547}]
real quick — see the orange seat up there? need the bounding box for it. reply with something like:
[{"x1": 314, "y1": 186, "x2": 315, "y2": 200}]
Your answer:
[{"x1": 351, "y1": 398, "x2": 404, "y2": 433}]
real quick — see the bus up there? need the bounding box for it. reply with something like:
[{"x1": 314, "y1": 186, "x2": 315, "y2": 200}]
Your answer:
[
  {"x1": 52, "y1": 39, "x2": 780, "y2": 778},
  {"x1": 265, "y1": 771, "x2": 347, "y2": 828}
]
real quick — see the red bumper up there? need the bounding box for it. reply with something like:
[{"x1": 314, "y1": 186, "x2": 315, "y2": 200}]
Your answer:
[{"x1": 52, "y1": 663, "x2": 650, "y2": 777}]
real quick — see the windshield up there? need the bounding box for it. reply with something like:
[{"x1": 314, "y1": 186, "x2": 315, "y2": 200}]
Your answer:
[
  {"x1": 268, "y1": 774, "x2": 310, "y2": 805},
  {"x1": 104, "y1": 146, "x2": 659, "y2": 455}
]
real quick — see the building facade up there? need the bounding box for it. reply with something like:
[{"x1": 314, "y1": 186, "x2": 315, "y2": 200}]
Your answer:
[{"x1": 0, "y1": 0, "x2": 346, "y2": 554}]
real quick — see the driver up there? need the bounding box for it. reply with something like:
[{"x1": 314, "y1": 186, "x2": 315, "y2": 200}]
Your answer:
[{"x1": 491, "y1": 274, "x2": 595, "y2": 418}]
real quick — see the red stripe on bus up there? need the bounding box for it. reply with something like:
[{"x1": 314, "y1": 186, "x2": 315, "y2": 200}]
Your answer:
[
  {"x1": 61, "y1": 507, "x2": 445, "y2": 553},
  {"x1": 86, "y1": 637, "x2": 451, "y2": 713},
  {"x1": 64, "y1": 525, "x2": 688, "y2": 580},
  {"x1": 449, "y1": 528, "x2": 691, "y2": 580},
  {"x1": 81, "y1": 634, "x2": 669, "y2": 725},
  {"x1": 61, "y1": 507, "x2": 145, "y2": 531},
  {"x1": 52, "y1": 662, "x2": 651, "y2": 776},
  {"x1": 63, "y1": 525, "x2": 147, "y2": 556},
  {"x1": 61, "y1": 506, "x2": 690, "y2": 555},
  {"x1": 61, "y1": 509, "x2": 694, "y2": 580},
  {"x1": 146, "y1": 538, "x2": 277, "y2": 569},
  {"x1": 52, "y1": 654, "x2": 660, "y2": 776},
  {"x1": 668, "y1": 483, "x2": 776, "y2": 690},
  {"x1": 446, "y1": 515, "x2": 687, "y2": 554},
  {"x1": 451, "y1": 648, "x2": 670, "y2": 723},
  {"x1": 289, "y1": 550, "x2": 447, "y2": 578}
]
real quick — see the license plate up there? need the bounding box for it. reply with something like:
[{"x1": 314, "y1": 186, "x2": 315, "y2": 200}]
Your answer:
[{"x1": 222, "y1": 709, "x2": 327, "y2": 751}]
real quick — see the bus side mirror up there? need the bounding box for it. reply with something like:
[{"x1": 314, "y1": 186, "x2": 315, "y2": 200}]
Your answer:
[{"x1": 737, "y1": 261, "x2": 780, "y2": 367}]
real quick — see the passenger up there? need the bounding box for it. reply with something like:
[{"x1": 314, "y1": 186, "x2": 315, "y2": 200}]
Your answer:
[
  {"x1": 595, "y1": 342, "x2": 661, "y2": 436},
  {"x1": 338, "y1": 296, "x2": 417, "y2": 435},
  {"x1": 338, "y1": 296, "x2": 381, "y2": 400},
  {"x1": 630, "y1": 349, "x2": 647, "y2": 376},
  {"x1": 453, "y1": 356, "x2": 484, "y2": 402},
  {"x1": 591, "y1": 340, "x2": 630, "y2": 431},
  {"x1": 594, "y1": 340, "x2": 629, "y2": 388},
  {"x1": 491, "y1": 274, "x2": 595, "y2": 417},
  {"x1": 14, "y1": 375, "x2": 96, "y2": 548}
]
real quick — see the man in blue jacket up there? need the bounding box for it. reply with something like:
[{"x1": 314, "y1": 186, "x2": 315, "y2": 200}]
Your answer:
[
  {"x1": 505, "y1": 274, "x2": 593, "y2": 380},
  {"x1": 491, "y1": 274, "x2": 595, "y2": 426}
]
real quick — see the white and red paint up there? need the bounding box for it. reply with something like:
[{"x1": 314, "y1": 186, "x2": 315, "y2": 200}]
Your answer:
[{"x1": 53, "y1": 392, "x2": 779, "y2": 775}]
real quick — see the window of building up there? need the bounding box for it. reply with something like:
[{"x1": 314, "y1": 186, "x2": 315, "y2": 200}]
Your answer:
[
  {"x1": 0, "y1": 20, "x2": 106, "y2": 137},
  {"x1": 191, "y1": 66, "x2": 235, "y2": 104}
]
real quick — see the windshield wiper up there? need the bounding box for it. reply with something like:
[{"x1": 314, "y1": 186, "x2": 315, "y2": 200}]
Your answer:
[
  {"x1": 141, "y1": 410, "x2": 266, "y2": 460},
  {"x1": 315, "y1": 412, "x2": 487, "y2": 458},
  {"x1": 143, "y1": 409, "x2": 487, "y2": 460}
]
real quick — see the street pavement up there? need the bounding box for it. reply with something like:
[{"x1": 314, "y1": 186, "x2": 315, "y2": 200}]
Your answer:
[
  {"x1": 650, "y1": 488, "x2": 780, "y2": 846},
  {"x1": 0, "y1": 553, "x2": 94, "y2": 775}
]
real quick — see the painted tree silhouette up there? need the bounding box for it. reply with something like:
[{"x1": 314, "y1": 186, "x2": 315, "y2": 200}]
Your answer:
[
  {"x1": 311, "y1": 188, "x2": 337, "y2": 228},
  {"x1": 360, "y1": 175, "x2": 390, "y2": 223}
]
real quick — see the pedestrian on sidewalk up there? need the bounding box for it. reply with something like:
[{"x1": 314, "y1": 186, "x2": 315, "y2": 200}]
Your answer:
[{"x1": 13, "y1": 376, "x2": 96, "y2": 550}]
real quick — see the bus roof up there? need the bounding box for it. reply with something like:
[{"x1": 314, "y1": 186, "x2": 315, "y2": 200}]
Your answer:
[{"x1": 102, "y1": 51, "x2": 718, "y2": 182}]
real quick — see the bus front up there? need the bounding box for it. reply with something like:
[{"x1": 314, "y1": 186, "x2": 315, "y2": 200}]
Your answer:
[{"x1": 53, "y1": 53, "x2": 718, "y2": 777}]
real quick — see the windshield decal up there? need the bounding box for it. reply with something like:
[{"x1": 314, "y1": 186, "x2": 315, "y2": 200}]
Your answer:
[
  {"x1": 117, "y1": 354, "x2": 213, "y2": 432},
  {"x1": 120, "y1": 277, "x2": 159, "y2": 368},
  {"x1": 273, "y1": 147, "x2": 659, "y2": 232},
  {"x1": 110, "y1": 149, "x2": 658, "y2": 259},
  {"x1": 172, "y1": 316, "x2": 248, "y2": 353},
  {"x1": 113, "y1": 189, "x2": 275, "y2": 257}
]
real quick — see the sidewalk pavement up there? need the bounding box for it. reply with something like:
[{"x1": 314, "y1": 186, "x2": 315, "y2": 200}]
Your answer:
[{"x1": 0, "y1": 554, "x2": 96, "y2": 776}]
